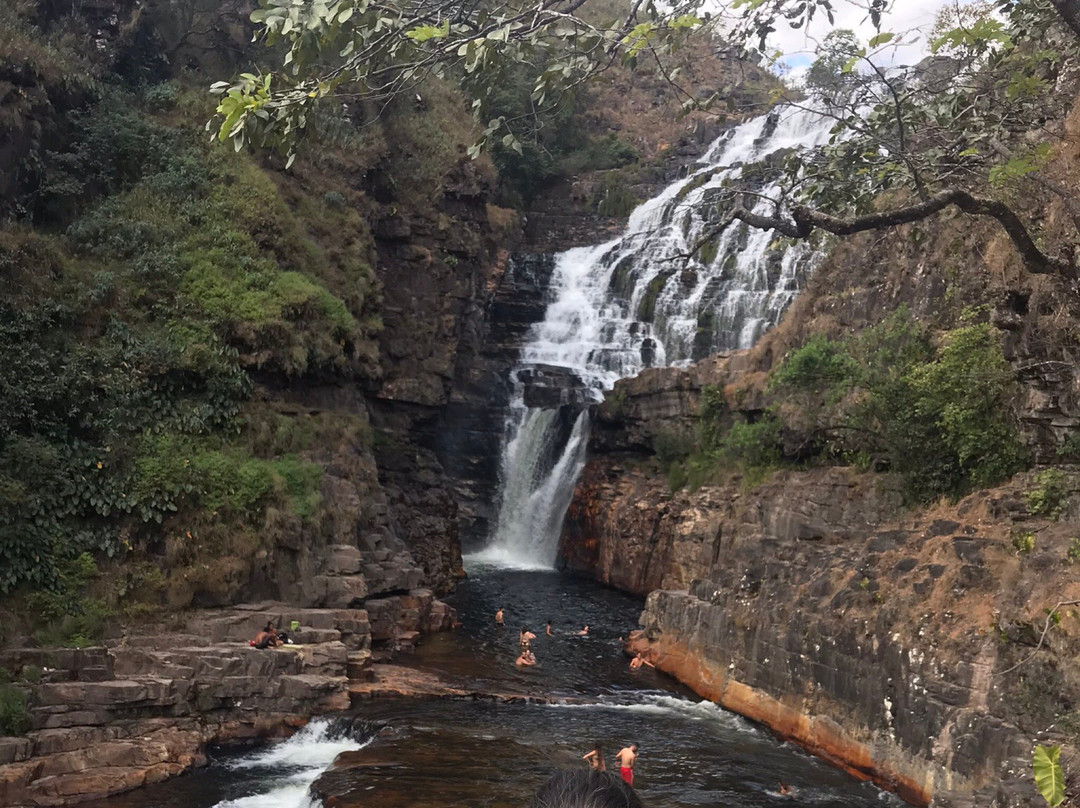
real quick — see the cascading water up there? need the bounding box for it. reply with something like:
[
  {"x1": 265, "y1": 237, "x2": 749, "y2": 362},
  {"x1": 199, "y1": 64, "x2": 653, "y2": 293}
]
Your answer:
[{"x1": 476, "y1": 104, "x2": 837, "y2": 568}]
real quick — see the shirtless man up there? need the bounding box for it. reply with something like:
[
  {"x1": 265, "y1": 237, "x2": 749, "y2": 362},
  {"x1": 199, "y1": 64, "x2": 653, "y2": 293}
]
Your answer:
[
  {"x1": 495, "y1": 607, "x2": 504, "y2": 626},
  {"x1": 515, "y1": 649, "x2": 536, "y2": 667},
  {"x1": 614, "y1": 743, "x2": 638, "y2": 786},
  {"x1": 252, "y1": 622, "x2": 281, "y2": 649},
  {"x1": 576, "y1": 625, "x2": 589, "y2": 636},
  {"x1": 629, "y1": 652, "x2": 655, "y2": 670},
  {"x1": 545, "y1": 620, "x2": 554, "y2": 637}
]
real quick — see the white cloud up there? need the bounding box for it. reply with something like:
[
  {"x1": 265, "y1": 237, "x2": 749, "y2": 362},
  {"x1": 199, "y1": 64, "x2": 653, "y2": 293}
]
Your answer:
[{"x1": 765, "y1": 0, "x2": 966, "y2": 70}]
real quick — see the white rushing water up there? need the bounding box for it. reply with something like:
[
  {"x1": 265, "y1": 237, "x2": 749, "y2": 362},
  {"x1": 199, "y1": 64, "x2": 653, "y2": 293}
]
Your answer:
[
  {"x1": 474, "y1": 104, "x2": 836, "y2": 568},
  {"x1": 212, "y1": 719, "x2": 366, "y2": 808}
]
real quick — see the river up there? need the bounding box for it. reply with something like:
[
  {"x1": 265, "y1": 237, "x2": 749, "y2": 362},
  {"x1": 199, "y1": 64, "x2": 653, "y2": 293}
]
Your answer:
[{"x1": 94, "y1": 563, "x2": 903, "y2": 808}]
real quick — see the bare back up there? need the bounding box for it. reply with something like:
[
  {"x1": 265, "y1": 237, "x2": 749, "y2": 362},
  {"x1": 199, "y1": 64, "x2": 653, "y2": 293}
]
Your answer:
[{"x1": 616, "y1": 747, "x2": 636, "y2": 769}]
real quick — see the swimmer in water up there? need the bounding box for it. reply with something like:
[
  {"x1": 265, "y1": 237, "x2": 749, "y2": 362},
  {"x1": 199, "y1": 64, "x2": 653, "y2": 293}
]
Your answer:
[
  {"x1": 576, "y1": 625, "x2": 589, "y2": 636},
  {"x1": 629, "y1": 652, "x2": 655, "y2": 670},
  {"x1": 515, "y1": 649, "x2": 536, "y2": 667},
  {"x1": 495, "y1": 607, "x2": 504, "y2": 626}
]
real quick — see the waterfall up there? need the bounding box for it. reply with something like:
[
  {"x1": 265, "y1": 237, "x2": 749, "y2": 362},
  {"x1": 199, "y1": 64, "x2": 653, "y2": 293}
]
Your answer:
[{"x1": 472, "y1": 104, "x2": 836, "y2": 569}]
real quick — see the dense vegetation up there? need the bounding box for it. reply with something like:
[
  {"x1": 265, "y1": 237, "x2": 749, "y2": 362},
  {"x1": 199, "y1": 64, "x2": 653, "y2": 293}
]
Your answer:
[
  {"x1": 665, "y1": 309, "x2": 1027, "y2": 502},
  {"x1": 0, "y1": 2, "x2": 395, "y2": 642}
]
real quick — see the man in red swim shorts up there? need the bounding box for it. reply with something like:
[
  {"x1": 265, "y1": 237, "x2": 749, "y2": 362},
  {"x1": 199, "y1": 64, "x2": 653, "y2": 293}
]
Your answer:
[{"x1": 614, "y1": 743, "x2": 638, "y2": 786}]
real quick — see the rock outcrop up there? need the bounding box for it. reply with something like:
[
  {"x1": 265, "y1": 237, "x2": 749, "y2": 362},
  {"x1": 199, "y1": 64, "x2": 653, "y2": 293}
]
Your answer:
[{"x1": 0, "y1": 596, "x2": 457, "y2": 806}]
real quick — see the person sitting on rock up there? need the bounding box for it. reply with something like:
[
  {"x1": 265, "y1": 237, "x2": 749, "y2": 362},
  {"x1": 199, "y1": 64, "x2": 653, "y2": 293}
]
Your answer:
[
  {"x1": 629, "y1": 652, "x2": 654, "y2": 670},
  {"x1": 252, "y1": 622, "x2": 281, "y2": 649}
]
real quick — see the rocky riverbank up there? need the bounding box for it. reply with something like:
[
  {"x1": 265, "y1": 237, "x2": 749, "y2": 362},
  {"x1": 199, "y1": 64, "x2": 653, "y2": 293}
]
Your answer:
[{"x1": 0, "y1": 594, "x2": 455, "y2": 807}]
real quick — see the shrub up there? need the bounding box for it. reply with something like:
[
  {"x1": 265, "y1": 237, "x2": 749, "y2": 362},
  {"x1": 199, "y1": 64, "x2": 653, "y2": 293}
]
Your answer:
[
  {"x1": 769, "y1": 310, "x2": 1025, "y2": 501},
  {"x1": 1025, "y1": 469, "x2": 1070, "y2": 519},
  {"x1": 770, "y1": 334, "x2": 857, "y2": 393},
  {"x1": 1012, "y1": 531, "x2": 1036, "y2": 554},
  {"x1": 0, "y1": 683, "x2": 30, "y2": 736},
  {"x1": 717, "y1": 416, "x2": 782, "y2": 469}
]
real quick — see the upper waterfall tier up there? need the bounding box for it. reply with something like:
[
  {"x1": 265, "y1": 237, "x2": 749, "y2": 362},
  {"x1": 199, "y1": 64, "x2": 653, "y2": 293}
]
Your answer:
[{"x1": 519, "y1": 104, "x2": 835, "y2": 401}]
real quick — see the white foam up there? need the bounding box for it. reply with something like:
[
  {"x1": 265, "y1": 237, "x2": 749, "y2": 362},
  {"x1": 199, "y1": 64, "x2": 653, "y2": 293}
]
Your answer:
[
  {"x1": 212, "y1": 719, "x2": 366, "y2": 808},
  {"x1": 548, "y1": 694, "x2": 759, "y2": 735}
]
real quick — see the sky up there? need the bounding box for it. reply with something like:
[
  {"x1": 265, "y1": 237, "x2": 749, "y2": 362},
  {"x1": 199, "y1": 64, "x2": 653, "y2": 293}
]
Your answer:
[{"x1": 764, "y1": 0, "x2": 968, "y2": 77}]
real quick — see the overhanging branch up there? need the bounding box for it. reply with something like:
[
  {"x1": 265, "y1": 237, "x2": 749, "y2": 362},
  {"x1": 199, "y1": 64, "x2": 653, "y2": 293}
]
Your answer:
[{"x1": 683, "y1": 189, "x2": 1074, "y2": 278}]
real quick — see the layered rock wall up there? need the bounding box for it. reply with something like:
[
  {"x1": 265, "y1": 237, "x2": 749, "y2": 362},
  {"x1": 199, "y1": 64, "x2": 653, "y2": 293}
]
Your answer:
[{"x1": 564, "y1": 334, "x2": 1080, "y2": 806}]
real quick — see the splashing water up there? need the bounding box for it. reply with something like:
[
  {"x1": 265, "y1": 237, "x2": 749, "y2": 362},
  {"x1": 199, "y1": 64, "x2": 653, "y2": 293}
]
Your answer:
[
  {"x1": 478, "y1": 105, "x2": 836, "y2": 567},
  {"x1": 210, "y1": 719, "x2": 369, "y2": 808}
]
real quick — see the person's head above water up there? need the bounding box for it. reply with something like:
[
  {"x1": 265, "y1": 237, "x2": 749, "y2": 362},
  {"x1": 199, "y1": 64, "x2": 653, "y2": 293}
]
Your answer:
[{"x1": 532, "y1": 769, "x2": 642, "y2": 808}]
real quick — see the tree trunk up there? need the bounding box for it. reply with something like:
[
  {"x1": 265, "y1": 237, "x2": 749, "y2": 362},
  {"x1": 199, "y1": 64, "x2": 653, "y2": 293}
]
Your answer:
[{"x1": 1052, "y1": 0, "x2": 1080, "y2": 39}]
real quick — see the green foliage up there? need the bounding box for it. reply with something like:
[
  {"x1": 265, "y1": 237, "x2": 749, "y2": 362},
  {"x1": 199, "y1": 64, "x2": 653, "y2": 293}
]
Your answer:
[
  {"x1": 26, "y1": 553, "x2": 113, "y2": 648},
  {"x1": 0, "y1": 682, "x2": 30, "y2": 737},
  {"x1": 770, "y1": 334, "x2": 858, "y2": 395},
  {"x1": 1033, "y1": 744, "x2": 1066, "y2": 807},
  {"x1": 0, "y1": 83, "x2": 361, "y2": 594},
  {"x1": 1067, "y1": 538, "x2": 1080, "y2": 563},
  {"x1": 770, "y1": 310, "x2": 1025, "y2": 501},
  {"x1": 716, "y1": 416, "x2": 782, "y2": 469},
  {"x1": 209, "y1": 0, "x2": 703, "y2": 164},
  {"x1": 1025, "y1": 469, "x2": 1070, "y2": 519},
  {"x1": 1012, "y1": 530, "x2": 1036, "y2": 554},
  {"x1": 1057, "y1": 433, "x2": 1080, "y2": 461}
]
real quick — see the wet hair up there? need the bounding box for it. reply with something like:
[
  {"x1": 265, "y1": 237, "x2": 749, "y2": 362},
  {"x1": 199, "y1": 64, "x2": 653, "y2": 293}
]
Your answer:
[
  {"x1": 264, "y1": 621, "x2": 274, "y2": 631},
  {"x1": 533, "y1": 770, "x2": 642, "y2": 808},
  {"x1": 630, "y1": 743, "x2": 639, "y2": 750}
]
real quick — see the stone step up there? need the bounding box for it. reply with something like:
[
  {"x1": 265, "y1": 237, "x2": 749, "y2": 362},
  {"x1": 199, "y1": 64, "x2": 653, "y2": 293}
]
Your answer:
[{"x1": 346, "y1": 650, "x2": 373, "y2": 681}]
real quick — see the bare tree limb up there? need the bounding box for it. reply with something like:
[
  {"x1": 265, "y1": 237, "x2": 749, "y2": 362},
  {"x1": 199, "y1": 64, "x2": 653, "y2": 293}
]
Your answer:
[
  {"x1": 995, "y1": 599, "x2": 1080, "y2": 677},
  {"x1": 682, "y1": 189, "x2": 1075, "y2": 278}
]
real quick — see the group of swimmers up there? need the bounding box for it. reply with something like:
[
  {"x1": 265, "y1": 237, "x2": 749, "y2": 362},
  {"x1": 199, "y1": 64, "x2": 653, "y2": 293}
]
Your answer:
[
  {"x1": 496, "y1": 608, "x2": 593, "y2": 667},
  {"x1": 497, "y1": 607, "x2": 654, "y2": 671}
]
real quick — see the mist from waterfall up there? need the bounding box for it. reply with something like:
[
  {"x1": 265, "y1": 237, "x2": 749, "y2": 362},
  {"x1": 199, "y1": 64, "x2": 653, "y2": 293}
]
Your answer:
[{"x1": 471, "y1": 104, "x2": 836, "y2": 569}]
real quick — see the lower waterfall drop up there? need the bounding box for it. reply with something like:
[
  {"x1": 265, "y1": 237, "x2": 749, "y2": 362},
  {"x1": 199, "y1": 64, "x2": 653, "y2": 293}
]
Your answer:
[{"x1": 479, "y1": 105, "x2": 835, "y2": 568}]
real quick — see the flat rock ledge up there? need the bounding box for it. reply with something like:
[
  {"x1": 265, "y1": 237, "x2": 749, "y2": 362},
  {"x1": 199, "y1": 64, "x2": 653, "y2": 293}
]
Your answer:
[{"x1": 0, "y1": 591, "x2": 456, "y2": 807}]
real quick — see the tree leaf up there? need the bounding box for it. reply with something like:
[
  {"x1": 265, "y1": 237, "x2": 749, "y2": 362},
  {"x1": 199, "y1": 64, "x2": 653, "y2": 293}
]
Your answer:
[
  {"x1": 1034, "y1": 745, "x2": 1065, "y2": 807},
  {"x1": 867, "y1": 31, "x2": 894, "y2": 48}
]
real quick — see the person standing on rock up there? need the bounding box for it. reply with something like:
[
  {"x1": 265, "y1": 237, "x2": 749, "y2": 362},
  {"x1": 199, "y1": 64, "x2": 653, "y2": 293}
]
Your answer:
[
  {"x1": 614, "y1": 743, "x2": 638, "y2": 787},
  {"x1": 496, "y1": 607, "x2": 504, "y2": 626},
  {"x1": 582, "y1": 742, "x2": 606, "y2": 771}
]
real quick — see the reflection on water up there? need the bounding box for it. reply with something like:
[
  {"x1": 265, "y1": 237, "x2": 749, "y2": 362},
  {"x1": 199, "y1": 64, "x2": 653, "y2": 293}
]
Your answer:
[{"x1": 93, "y1": 566, "x2": 904, "y2": 808}]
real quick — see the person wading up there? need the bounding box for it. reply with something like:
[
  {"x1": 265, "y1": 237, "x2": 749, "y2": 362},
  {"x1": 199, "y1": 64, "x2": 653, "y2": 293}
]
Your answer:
[
  {"x1": 582, "y1": 742, "x2": 605, "y2": 772},
  {"x1": 614, "y1": 743, "x2": 638, "y2": 787}
]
